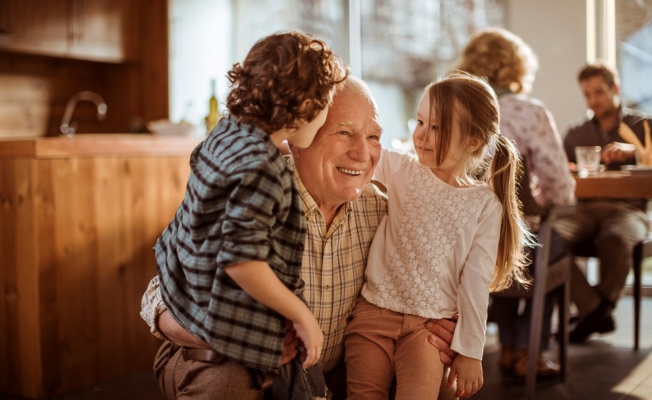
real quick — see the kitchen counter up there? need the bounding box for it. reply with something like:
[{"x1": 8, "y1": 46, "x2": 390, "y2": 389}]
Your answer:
[
  {"x1": 0, "y1": 134, "x2": 198, "y2": 398},
  {"x1": 0, "y1": 134, "x2": 203, "y2": 158}
]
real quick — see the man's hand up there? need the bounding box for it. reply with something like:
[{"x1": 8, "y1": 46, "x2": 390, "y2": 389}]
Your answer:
[
  {"x1": 425, "y1": 314, "x2": 458, "y2": 366},
  {"x1": 601, "y1": 142, "x2": 636, "y2": 165},
  {"x1": 157, "y1": 310, "x2": 212, "y2": 349}
]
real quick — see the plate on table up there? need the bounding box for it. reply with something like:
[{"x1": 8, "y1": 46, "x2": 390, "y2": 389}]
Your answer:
[{"x1": 621, "y1": 165, "x2": 652, "y2": 175}]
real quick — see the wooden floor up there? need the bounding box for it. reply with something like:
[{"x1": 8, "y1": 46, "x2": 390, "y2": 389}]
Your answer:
[
  {"x1": 477, "y1": 295, "x2": 652, "y2": 400},
  {"x1": 2, "y1": 296, "x2": 651, "y2": 400}
]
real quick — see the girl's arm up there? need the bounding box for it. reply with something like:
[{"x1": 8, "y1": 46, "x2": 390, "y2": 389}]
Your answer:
[
  {"x1": 448, "y1": 354, "x2": 483, "y2": 398},
  {"x1": 373, "y1": 146, "x2": 412, "y2": 184},
  {"x1": 452, "y1": 198, "x2": 502, "y2": 359},
  {"x1": 225, "y1": 261, "x2": 323, "y2": 368}
]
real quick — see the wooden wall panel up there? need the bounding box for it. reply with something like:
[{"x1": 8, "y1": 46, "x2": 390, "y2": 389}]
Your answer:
[
  {"x1": 0, "y1": 154, "x2": 191, "y2": 398},
  {"x1": 136, "y1": 0, "x2": 169, "y2": 123},
  {"x1": 0, "y1": 158, "x2": 42, "y2": 398},
  {"x1": 0, "y1": 54, "x2": 119, "y2": 137}
]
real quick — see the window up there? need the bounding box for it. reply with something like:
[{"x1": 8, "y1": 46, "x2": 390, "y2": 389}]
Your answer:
[
  {"x1": 359, "y1": 0, "x2": 506, "y2": 149},
  {"x1": 169, "y1": 0, "x2": 506, "y2": 143},
  {"x1": 616, "y1": 0, "x2": 652, "y2": 113}
]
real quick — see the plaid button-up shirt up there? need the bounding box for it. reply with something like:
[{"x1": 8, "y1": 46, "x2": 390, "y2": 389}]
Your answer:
[
  {"x1": 143, "y1": 158, "x2": 387, "y2": 373},
  {"x1": 155, "y1": 116, "x2": 306, "y2": 372},
  {"x1": 291, "y1": 164, "x2": 386, "y2": 372}
]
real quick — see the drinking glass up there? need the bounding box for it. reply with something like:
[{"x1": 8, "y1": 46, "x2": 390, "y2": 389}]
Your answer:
[{"x1": 575, "y1": 146, "x2": 601, "y2": 178}]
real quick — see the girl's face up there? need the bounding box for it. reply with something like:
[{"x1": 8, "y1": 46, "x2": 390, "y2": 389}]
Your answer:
[{"x1": 412, "y1": 94, "x2": 471, "y2": 180}]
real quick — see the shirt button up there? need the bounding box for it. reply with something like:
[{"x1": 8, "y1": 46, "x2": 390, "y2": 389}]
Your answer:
[
  {"x1": 297, "y1": 243, "x2": 304, "y2": 250},
  {"x1": 323, "y1": 285, "x2": 330, "y2": 290}
]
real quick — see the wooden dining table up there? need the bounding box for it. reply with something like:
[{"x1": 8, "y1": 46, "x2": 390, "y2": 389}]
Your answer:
[{"x1": 573, "y1": 170, "x2": 652, "y2": 200}]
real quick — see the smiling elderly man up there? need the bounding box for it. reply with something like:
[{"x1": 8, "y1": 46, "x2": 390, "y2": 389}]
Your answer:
[{"x1": 140, "y1": 77, "x2": 458, "y2": 400}]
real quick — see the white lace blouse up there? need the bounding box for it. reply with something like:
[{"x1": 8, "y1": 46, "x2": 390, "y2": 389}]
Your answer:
[{"x1": 361, "y1": 148, "x2": 502, "y2": 360}]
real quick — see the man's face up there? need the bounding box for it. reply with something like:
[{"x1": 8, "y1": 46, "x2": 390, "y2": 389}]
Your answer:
[
  {"x1": 580, "y1": 75, "x2": 620, "y2": 120},
  {"x1": 292, "y1": 86, "x2": 382, "y2": 209}
]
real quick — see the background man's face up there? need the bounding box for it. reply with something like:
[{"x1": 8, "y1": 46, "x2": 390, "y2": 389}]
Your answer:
[
  {"x1": 580, "y1": 75, "x2": 620, "y2": 120},
  {"x1": 292, "y1": 88, "x2": 382, "y2": 208}
]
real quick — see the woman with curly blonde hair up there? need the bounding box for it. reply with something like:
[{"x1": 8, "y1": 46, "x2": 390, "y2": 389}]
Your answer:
[
  {"x1": 457, "y1": 27, "x2": 575, "y2": 382},
  {"x1": 457, "y1": 27, "x2": 537, "y2": 95}
]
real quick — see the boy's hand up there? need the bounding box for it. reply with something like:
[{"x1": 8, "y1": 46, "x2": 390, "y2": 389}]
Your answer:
[
  {"x1": 448, "y1": 354, "x2": 483, "y2": 398},
  {"x1": 280, "y1": 319, "x2": 299, "y2": 366},
  {"x1": 292, "y1": 312, "x2": 324, "y2": 369}
]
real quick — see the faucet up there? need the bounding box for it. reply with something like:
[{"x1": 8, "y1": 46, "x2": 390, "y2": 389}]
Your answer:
[{"x1": 60, "y1": 91, "x2": 108, "y2": 136}]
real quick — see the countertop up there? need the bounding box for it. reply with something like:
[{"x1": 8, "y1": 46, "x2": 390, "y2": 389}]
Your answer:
[{"x1": 0, "y1": 134, "x2": 203, "y2": 158}]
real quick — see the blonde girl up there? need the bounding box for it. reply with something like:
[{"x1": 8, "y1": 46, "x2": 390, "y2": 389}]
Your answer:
[{"x1": 344, "y1": 73, "x2": 533, "y2": 399}]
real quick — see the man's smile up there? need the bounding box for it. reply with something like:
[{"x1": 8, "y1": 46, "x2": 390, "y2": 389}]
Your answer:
[{"x1": 336, "y1": 167, "x2": 365, "y2": 176}]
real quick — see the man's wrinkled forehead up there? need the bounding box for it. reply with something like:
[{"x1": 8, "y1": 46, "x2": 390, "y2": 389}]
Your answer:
[{"x1": 327, "y1": 91, "x2": 382, "y2": 133}]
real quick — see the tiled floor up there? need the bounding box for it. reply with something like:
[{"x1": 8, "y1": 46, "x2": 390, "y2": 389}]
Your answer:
[{"x1": 2, "y1": 296, "x2": 651, "y2": 400}]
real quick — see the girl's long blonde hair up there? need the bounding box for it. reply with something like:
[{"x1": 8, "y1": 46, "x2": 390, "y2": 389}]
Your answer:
[{"x1": 425, "y1": 73, "x2": 534, "y2": 291}]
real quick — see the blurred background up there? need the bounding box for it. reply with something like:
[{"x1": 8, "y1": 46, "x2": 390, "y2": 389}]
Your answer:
[{"x1": 169, "y1": 0, "x2": 652, "y2": 150}]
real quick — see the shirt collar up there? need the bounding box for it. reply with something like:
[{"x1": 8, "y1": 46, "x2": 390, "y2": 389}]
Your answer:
[
  {"x1": 589, "y1": 105, "x2": 624, "y2": 128},
  {"x1": 225, "y1": 113, "x2": 273, "y2": 143}
]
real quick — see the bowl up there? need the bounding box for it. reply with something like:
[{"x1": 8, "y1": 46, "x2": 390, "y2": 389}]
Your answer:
[{"x1": 147, "y1": 120, "x2": 196, "y2": 136}]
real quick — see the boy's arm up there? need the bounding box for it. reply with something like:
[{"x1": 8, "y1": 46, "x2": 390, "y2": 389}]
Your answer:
[{"x1": 225, "y1": 261, "x2": 323, "y2": 368}]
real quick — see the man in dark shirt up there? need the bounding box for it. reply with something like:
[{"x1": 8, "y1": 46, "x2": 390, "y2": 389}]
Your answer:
[{"x1": 557, "y1": 61, "x2": 650, "y2": 343}]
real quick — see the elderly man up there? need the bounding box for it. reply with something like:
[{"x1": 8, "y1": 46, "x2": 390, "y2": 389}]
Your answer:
[{"x1": 140, "y1": 77, "x2": 457, "y2": 399}]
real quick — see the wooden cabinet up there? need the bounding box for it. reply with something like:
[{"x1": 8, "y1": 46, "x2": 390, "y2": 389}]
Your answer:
[
  {"x1": 68, "y1": 0, "x2": 139, "y2": 61},
  {"x1": 0, "y1": 135, "x2": 200, "y2": 398},
  {"x1": 0, "y1": 0, "x2": 68, "y2": 55},
  {"x1": 0, "y1": 0, "x2": 167, "y2": 138},
  {"x1": 0, "y1": 0, "x2": 138, "y2": 62}
]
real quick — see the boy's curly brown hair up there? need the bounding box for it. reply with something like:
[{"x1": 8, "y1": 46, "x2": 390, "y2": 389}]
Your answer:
[{"x1": 226, "y1": 31, "x2": 348, "y2": 134}]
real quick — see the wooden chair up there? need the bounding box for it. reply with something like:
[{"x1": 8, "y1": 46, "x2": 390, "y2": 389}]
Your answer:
[
  {"x1": 571, "y1": 236, "x2": 650, "y2": 350},
  {"x1": 491, "y1": 159, "x2": 574, "y2": 399}
]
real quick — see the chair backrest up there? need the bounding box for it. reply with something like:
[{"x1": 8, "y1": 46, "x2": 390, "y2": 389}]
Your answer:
[{"x1": 518, "y1": 156, "x2": 547, "y2": 218}]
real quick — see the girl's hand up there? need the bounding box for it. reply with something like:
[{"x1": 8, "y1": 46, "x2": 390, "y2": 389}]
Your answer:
[
  {"x1": 448, "y1": 354, "x2": 483, "y2": 398},
  {"x1": 292, "y1": 312, "x2": 324, "y2": 369}
]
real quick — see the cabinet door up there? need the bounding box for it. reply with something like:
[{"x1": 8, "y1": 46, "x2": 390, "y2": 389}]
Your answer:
[
  {"x1": 68, "y1": 0, "x2": 139, "y2": 62},
  {"x1": 0, "y1": 0, "x2": 69, "y2": 56}
]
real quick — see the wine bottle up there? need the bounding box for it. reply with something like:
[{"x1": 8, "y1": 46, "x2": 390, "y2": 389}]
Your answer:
[{"x1": 205, "y1": 79, "x2": 220, "y2": 135}]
